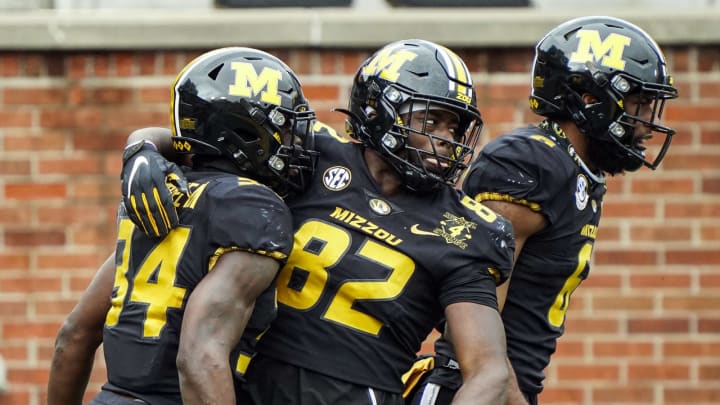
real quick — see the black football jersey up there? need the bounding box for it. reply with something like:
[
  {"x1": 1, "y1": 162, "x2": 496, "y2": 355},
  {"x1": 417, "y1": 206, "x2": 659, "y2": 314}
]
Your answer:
[
  {"x1": 255, "y1": 123, "x2": 515, "y2": 393},
  {"x1": 102, "y1": 171, "x2": 293, "y2": 405},
  {"x1": 461, "y1": 122, "x2": 606, "y2": 395}
]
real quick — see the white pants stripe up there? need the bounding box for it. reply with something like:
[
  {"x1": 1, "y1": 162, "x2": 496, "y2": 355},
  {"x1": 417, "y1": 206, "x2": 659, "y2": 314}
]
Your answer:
[
  {"x1": 367, "y1": 387, "x2": 378, "y2": 405},
  {"x1": 419, "y1": 382, "x2": 441, "y2": 405}
]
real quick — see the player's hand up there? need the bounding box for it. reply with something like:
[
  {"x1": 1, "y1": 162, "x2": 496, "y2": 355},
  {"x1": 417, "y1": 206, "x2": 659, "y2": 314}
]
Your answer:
[{"x1": 121, "y1": 140, "x2": 189, "y2": 237}]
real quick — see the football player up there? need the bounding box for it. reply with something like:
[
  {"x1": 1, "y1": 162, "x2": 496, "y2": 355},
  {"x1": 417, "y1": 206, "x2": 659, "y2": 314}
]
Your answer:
[
  {"x1": 47, "y1": 47, "x2": 318, "y2": 405},
  {"x1": 118, "y1": 39, "x2": 516, "y2": 405},
  {"x1": 404, "y1": 16, "x2": 679, "y2": 405}
]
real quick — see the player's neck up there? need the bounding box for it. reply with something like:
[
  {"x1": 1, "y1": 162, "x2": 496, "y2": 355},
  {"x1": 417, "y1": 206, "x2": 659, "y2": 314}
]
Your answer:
[
  {"x1": 561, "y1": 122, "x2": 599, "y2": 172},
  {"x1": 363, "y1": 148, "x2": 403, "y2": 196}
]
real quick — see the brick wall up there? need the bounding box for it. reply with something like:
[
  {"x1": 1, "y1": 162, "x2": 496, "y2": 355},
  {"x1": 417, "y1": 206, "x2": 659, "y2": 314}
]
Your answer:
[{"x1": 0, "y1": 45, "x2": 717, "y2": 405}]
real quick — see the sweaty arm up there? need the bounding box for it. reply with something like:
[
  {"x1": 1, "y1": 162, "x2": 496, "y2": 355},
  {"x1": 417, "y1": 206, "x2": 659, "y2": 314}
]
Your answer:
[
  {"x1": 176, "y1": 251, "x2": 280, "y2": 405},
  {"x1": 48, "y1": 253, "x2": 116, "y2": 405},
  {"x1": 446, "y1": 302, "x2": 508, "y2": 405},
  {"x1": 483, "y1": 200, "x2": 546, "y2": 405}
]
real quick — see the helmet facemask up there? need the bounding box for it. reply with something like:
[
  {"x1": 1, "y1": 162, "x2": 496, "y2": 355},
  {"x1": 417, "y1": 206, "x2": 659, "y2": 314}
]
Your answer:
[
  {"x1": 394, "y1": 98, "x2": 481, "y2": 191},
  {"x1": 268, "y1": 105, "x2": 318, "y2": 197},
  {"x1": 567, "y1": 69, "x2": 678, "y2": 174},
  {"x1": 194, "y1": 98, "x2": 317, "y2": 198},
  {"x1": 354, "y1": 83, "x2": 482, "y2": 192}
]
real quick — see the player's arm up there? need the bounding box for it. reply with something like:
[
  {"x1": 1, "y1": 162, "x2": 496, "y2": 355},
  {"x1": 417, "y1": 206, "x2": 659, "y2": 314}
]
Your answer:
[
  {"x1": 176, "y1": 250, "x2": 280, "y2": 405},
  {"x1": 126, "y1": 127, "x2": 177, "y2": 160},
  {"x1": 446, "y1": 302, "x2": 508, "y2": 405},
  {"x1": 121, "y1": 127, "x2": 188, "y2": 237},
  {"x1": 483, "y1": 200, "x2": 546, "y2": 405},
  {"x1": 47, "y1": 253, "x2": 116, "y2": 405},
  {"x1": 483, "y1": 200, "x2": 546, "y2": 311}
]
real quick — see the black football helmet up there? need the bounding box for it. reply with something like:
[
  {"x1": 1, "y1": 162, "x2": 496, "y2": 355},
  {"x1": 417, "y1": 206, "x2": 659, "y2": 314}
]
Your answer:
[
  {"x1": 343, "y1": 39, "x2": 483, "y2": 192},
  {"x1": 530, "y1": 16, "x2": 678, "y2": 173},
  {"x1": 170, "y1": 47, "x2": 317, "y2": 196}
]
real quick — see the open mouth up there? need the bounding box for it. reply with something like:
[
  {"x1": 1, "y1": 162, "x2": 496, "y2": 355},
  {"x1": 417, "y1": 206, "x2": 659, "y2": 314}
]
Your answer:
[
  {"x1": 634, "y1": 134, "x2": 653, "y2": 149},
  {"x1": 633, "y1": 134, "x2": 653, "y2": 157},
  {"x1": 422, "y1": 157, "x2": 448, "y2": 175}
]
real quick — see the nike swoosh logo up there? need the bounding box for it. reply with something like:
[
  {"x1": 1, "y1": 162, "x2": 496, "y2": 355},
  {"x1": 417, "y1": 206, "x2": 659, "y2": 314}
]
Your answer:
[
  {"x1": 410, "y1": 224, "x2": 439, "y2": 237},
  {"x1": 126, "y1": 155, "x2": 149, "y2": 197}
]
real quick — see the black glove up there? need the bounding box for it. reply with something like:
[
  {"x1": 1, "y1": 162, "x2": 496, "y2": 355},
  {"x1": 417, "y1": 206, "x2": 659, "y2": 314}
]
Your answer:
[{"x1": 120, "y1": 140, "x2": 189, "y2": 237}]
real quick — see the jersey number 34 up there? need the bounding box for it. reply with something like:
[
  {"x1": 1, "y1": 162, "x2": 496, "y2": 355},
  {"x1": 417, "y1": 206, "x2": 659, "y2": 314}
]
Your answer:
[{"x1": 105, "y1": 218, "x2": 191, "y2": 338}]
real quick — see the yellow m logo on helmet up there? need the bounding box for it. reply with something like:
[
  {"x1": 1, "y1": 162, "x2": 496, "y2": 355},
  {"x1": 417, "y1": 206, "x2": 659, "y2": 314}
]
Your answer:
[
  {"x1": 362, "y1": 48, "x2": 417, "y2": 82},
  {"x1": 570, "y1": 30, "x2": 632, "y2": 70},
  {"x1": 229, "y1": 62, "x2": 282, "y2": 105}
]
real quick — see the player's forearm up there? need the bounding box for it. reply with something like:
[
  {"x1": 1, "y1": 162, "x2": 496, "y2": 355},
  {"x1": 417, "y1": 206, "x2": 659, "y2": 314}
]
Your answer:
[
  {"x1": 126, "y1": 127, "x2": 177, "y2": 162},
  {"x1": 48, "y1": 254, "x2": 113, "y2": 405},
  {"x1": 178, "y1": 355, "x2": 236, "y2": 405},
  {"x1": 177, "y1": 292, "x2": 254, "y2": 405},
  {"x1": 177, "y1": 323, "x2": 245, "y2": 405},
  {"x1": 47, "y1": 325, "x2": 102, "y2": 405},
  {"x1": 505, "y1": 357, "x2": 530, "y2": 405},
  {"x1": 451, "y1": 362, "x2": 509, "y2": 405}
]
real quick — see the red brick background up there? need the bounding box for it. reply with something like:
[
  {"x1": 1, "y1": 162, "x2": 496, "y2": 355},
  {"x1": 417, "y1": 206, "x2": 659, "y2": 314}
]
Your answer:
[{"x1": 0, "y1": 45, "x2": 718, "y2": 405}]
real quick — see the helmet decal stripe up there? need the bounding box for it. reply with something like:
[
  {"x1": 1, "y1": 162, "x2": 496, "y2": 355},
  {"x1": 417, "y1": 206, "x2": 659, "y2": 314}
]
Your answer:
[
  {"x1": 438, "y1": 45, "x2": 473, "y2": 102},
  {"x1": 435, "y1": 46, "x2": 457, "y2": 93}
]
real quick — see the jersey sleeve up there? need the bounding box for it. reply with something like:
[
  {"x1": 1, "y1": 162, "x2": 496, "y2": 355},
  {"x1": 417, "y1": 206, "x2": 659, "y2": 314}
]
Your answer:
[
  {"x1": 437, "y1": 205, "x2": 515, "y2": 310},
  {"x1": 438, "y1": 264, "x2": 500, "y2": 310},
  {"x1": 463, "y1": 133, "x2": 571, "y2": 227},
  {"x1": 205, "y1": 177, "x2": 294, "y2": 262}
]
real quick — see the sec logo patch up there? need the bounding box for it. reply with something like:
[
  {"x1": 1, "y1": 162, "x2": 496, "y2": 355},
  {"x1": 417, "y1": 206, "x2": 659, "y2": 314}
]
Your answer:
[
  {"x1": 575, "y1": 174, "x2": 589, "y2": 210},
  {"x1": 323, "y1": 166, "x2": 351, "y2": 191}
]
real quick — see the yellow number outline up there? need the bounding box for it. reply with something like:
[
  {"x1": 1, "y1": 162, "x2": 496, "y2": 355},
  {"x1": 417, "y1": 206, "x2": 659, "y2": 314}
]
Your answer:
[
  {"x1": 277, "y1": 220, "x2": 415, "y2": 336},
  {"x1": 547, "y1": 242, "x2": 593, "y2": 328},
  {"x1": 461, "y1": 195, "x2": 498, "y2": 223},
  {"x1": 106, "y1": 218, "x2": 192, "y2": 338}
]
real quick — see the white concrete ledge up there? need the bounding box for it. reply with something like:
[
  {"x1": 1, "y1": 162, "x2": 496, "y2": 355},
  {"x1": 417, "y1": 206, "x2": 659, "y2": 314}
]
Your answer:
[{"x1": 0, "y1": 8, "x2": 717, "y2": 50}]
